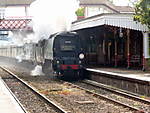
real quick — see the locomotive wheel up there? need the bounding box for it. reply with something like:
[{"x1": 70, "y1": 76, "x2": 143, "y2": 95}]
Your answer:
[{"x1": 60, "y1": 70, "x2": 81, "y2": 81}]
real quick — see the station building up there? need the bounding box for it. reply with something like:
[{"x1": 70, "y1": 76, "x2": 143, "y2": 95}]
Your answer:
[
  {"x1": 71, "y1": 13, "x2": 149, "y2": 70},
  {"x1": 0, "y1": 0, "x2": 35, "y2": 19},
  {"x1": 77, "y1": 0, "x2": 134, "y2": 19},
  {"x1": 73, "y1": 0, "x2": 150, "y2": 70},
  {"x1": 0, "y1": 0, "x2": 34, "y2": 42}
]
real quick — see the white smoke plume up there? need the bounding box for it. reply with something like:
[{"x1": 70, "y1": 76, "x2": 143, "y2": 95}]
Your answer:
[
  {"x1": 7, "y1": 0, "x2": 79, "y2": 44},
  {"x1": 28, "y1": 0, "x2": 79, "y2": 43},
  {"x1": 16, "y1": 55, "x2": 23, "y2": 62},
  {"x1": 31, "y1": 65, "x2": 45, "y2": 76},
  {"x1": 8, "y1": 0, "x2": 79, "y2": 76}
]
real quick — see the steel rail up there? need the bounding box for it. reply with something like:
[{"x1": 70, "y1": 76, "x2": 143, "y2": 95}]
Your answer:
[
  {"x1": 64, "y1": 81, "x2": 145, "y2": 113},
  {"x1": 0, "y1": 77, "x2": 28, "y2": 113},
  {"x1": 0, "y1": 66, "x2": 69, "y2": 113},
  {"x1": 83, "y1": 79, "x2": 150, "y2": 104}
]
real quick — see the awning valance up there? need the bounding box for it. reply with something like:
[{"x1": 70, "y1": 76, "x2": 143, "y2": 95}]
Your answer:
[{"x1": 71, "y1": 13, "x2": 149, "y2": 32}]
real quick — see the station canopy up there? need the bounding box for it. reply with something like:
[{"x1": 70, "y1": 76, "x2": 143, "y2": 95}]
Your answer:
[{"x1": 71, "y1": 13, "x2": 149, "y2": 32}]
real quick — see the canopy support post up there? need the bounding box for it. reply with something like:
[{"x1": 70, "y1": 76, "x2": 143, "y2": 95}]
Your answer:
[
  {"x1": 127, "y1": 29, "x2": 130, "y2": 69},
  {"x1": 114, "y1": 28, "x2": 117, "y2": 67},
  {"x1": 142, "y1": 32, "x2": 149, "y2": 71}
]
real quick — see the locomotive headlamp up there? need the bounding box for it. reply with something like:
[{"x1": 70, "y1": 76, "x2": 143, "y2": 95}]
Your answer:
[
  {"x1": 56, "y1": 60, "x2": 60, "y2": 64},
  {"x1": 79, "y1": 53, "x2": 84, "y2": 59}
]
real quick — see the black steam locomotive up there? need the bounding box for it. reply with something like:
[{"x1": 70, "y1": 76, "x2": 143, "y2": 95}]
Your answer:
[
  {"x1": 35, "y1": 31, "x2": 85, "y2": 79},
  {"x1": 0, "y1": 31, "x2": 85, "y2": 79}
]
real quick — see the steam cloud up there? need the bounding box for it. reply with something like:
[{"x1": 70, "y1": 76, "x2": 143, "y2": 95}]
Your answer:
[
  {"x1": 31, "y1": 65, "x2": 45, "y2": 76},
  {"x1": 28, "y1": 0, "x2": 79, "y2": 43},
  {"x1": 5, "y1": 0, "x2": 79, "y2": 75},
  {"x1": 29, "y1": 0, "x2": 79, "y2": 75},
  {"x1": 9, "y1": 0, "x2": 79, "y2": 44}
]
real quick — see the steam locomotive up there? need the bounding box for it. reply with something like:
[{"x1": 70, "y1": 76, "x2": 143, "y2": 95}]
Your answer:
[
  {"x1": 0, "y1": 31, "x2": 85, "y2": 79},
  {"x1": 37, "y1": 31, "x2": 85, "y2": 78}
]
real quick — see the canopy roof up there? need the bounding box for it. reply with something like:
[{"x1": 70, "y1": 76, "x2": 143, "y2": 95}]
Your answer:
[{"x1": 71, "y1": 13, "x2": 149, "y2": 32}]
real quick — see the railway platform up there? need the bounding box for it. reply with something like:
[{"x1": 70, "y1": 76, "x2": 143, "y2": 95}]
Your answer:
[
  {"x1": 86, "y1": 67, "x2": 150, "y2": 82},
  {"x1": 0, "y1": 77, "x2": 26, "y2": 113},
  {"x1": 86, "y1": 67, "x2": 150, "y2": 97}
]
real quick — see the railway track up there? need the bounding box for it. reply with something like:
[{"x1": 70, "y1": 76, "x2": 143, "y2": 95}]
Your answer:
[
  {"x1": 0, "y1": 65, "x2": 146, "y2": 113},
  {"x1": 73, "y1": 79, "x2": 150, "y2": 113},
  {"x1": 0, "y1": 77, "x2": 28, "y2": 113},
  {"x1": 0, "y1": 66, "x2": 69, "y2": 113},
  {"x1": 62, "y1": 82, "x2": 145, "y2": 113},
  {"x1": 84, "y1": 79, "x2": 150, "y2": 104}
]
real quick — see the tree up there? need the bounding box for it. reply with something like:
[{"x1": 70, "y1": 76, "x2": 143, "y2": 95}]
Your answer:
[
  {"x1": 134, "y1": 0, "x2": 150, "y2": 29},
  {"x1": 76, "y1": 7, "x2": 85, "y2": 17}
]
